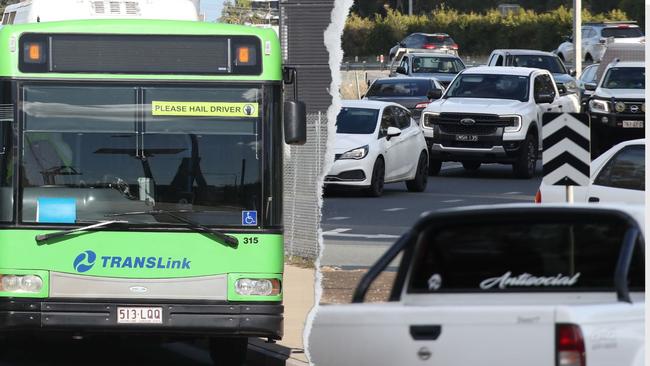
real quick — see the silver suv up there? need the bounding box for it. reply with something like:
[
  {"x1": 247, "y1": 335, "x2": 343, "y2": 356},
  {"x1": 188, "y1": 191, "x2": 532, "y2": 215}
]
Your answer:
[{"x1": 555, "y1": 21, "x2": 644, "y2": 63}]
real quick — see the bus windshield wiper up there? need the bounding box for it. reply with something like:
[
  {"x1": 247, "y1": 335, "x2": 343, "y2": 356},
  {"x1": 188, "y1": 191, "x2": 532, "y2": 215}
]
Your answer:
[
  {"x1": 35, "y1": 220, "x2": 128, "y2": 244},
  {"x1": 106, "y1": 210, "x2": 239, "y2": 248}
]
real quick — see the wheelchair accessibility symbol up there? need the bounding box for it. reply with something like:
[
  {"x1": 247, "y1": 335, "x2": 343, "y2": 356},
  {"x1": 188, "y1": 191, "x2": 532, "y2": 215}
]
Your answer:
[{"x1": 242, "y1": 211, "x2": 257, "y2": 226}]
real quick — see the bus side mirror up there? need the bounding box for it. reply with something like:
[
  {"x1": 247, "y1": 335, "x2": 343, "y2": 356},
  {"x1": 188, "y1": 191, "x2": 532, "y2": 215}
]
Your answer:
[{"x1": 284, "y1": 101, "x2": 306, "y2": 145}]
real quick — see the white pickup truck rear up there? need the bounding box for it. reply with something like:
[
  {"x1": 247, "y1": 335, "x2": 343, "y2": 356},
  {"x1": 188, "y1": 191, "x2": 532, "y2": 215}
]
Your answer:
[{"x1": 309, "y1": 205, "x2": 645, "y2": 366}]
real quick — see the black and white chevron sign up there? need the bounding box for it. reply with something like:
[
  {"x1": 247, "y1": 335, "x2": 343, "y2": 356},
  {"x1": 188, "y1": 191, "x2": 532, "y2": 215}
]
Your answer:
[{"x1": 542, "y1": 113, "x2": 590, "y2": 186}]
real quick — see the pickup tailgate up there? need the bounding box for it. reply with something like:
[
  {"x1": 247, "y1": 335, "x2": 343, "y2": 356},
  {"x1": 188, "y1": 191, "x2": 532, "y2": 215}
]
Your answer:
[{"x1": 310, "y1": 303, "x2": 555, "y2": 366}]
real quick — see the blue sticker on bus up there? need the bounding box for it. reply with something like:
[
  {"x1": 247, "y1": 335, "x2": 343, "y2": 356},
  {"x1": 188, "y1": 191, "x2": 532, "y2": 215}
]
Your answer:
[
  {"x1": 242, "y1": 211, "x2": 257, "y2": 226},
  {"x1": 37, "y1": 197, "x2": 76, "y2": 223}
]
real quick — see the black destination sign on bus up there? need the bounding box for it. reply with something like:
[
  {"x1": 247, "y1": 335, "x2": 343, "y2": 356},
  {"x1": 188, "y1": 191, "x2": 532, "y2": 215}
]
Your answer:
[{"x1": 19, "y1": 33, "x2": 262, "y2": 75}]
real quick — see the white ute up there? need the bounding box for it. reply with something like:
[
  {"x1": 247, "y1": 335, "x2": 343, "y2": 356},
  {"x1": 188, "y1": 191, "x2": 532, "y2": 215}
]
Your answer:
[
  {"x1": 421, "y1": 66, "x2": 579, "y2": 178},
  {"x1": 310, "y1": 204, "x2": 645, "y2": 366}
]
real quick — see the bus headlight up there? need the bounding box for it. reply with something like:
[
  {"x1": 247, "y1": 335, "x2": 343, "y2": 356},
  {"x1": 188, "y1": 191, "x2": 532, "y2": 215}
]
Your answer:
[
  {"x1": 235, "y1": 278, "x2": 280, "y2": 296},
  {"x1": 0, "y1": 274, "x2": 43, "y2": 293}
]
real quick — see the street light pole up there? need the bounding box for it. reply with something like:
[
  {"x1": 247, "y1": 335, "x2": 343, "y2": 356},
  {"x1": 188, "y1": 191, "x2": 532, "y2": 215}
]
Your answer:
[
  {"x1": 408, "y1": 0, "x2": 413, "y2": 15},
  {"x1": 574, "y1": 0, "x2": 582, "y2": 78}
]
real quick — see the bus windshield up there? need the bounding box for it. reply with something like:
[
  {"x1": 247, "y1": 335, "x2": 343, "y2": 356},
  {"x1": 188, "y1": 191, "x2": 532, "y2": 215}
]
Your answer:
[{"x1": 20, "y1": 84, "x2": 263, "y2": 227}]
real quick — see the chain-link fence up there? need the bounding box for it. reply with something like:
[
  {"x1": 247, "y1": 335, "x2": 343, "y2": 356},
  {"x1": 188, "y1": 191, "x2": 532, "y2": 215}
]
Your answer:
[{"x1": 283, "y1": 112, "x2": 327, "y2": 259}]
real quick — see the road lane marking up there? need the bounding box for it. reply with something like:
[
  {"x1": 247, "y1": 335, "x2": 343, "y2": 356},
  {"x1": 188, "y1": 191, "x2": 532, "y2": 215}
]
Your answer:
[
  {"x1": 322, "y1": 228, "x2": 399, "y2": 239},
  {"x1": 442, "y1": 199, "x2": 463, "y2": 203},
  {"x1": 503, "y1": 191, "x2": 523, "y2": 195},
  {"x1": 383, "y1": 208, "x2": 406, "y2": 212},
  {"x1": 441, "y1": 163, "x2": 462, "y2": 170},
  {"x1": 328, "y1": 216, "x2": 351, "y2": 220}
]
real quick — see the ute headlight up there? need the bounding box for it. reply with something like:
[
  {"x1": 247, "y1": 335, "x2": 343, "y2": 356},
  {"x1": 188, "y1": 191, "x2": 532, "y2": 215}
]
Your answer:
[
  {"x1": 421, "y1": 112, "x2": 439, "y2": 129},
  {"x1": 235, "y1": 278, "x2": 280, "y2": 296},
  {"x1": 589, "y1": 99, "x2": 610, "y2": 113},
  {"x1": 614, "y1": 101, "x2": 626, "y2": 113},
  {"x1": 339, "y1": 145, "x2": 369, "y2": 160},
  {"x1": 502, "y1": 115, "x2": 522, "y2": 133},
  {"x1": 0, "y1": 274, "x2": 43, "y2": 293},
  {"x1": 564, "y1": 80, "x2": 578, "y2": 93}
]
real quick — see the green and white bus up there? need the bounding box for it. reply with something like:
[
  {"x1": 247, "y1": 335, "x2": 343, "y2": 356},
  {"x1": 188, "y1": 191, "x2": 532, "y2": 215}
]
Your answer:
[{"x1": 0, "y1": 19, "x2": 305, "y2": 365}]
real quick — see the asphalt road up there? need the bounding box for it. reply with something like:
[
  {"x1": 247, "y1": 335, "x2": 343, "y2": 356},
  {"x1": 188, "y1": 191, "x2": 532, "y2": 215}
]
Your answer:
[{"x1": 321, "y1": 161, "x2": 543, "y2": 269}]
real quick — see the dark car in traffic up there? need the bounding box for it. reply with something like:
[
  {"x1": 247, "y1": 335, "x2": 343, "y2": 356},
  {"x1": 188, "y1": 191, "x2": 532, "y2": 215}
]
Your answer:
[{"x1": 363, "y1": 77, "x2": 444, "y2": 119}]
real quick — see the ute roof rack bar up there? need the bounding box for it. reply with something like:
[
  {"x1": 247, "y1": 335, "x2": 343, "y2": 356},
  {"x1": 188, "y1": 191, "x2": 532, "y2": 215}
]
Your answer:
[
  {"x1": 614, "y1": 226, "x2": 641, "y2": 303},
  {"x1": 584, "y1": 20, "x2": 638, "y2": 25}
]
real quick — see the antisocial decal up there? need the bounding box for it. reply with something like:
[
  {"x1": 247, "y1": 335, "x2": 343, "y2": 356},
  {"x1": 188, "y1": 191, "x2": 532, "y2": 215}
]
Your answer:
[
  {"x1": 151, "y1": 101, "x2": 259, "y2": 118},
  {"x1": 479, "y1": 271, "x2": 581, "y2": 290}
]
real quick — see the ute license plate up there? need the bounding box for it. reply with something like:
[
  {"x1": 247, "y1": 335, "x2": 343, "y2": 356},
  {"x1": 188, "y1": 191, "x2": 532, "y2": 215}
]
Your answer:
[
  {"x1": 456, "y1": 135, "x2": 478, "y2": 142},
  {"x1": 117, "y1": 307, "x2": 163, "y2": 324},
  {"x1": 622, "y1": 120, "x2": 643, "y2": 128}
]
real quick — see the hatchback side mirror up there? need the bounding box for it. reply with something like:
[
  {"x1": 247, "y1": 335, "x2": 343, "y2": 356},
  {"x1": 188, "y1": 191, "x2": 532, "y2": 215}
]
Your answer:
[
  {"x1": 568, "y1": 68, "x2": 576, "y2": 77},
  {"x1": 284, "y1": 101, "x2": 306, "y2": 145},
  {"x1": 427, "y1": 89, "x2": 443, "y2": 100},
  {"x1": 386, "y1": 126, "x2": 401, "y2": 140}
]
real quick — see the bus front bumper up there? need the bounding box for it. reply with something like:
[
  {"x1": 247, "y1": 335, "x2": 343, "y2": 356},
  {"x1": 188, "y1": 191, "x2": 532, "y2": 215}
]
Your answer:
[{"x1": 0, "y1": 300, "x2": 283, "y2": 339}]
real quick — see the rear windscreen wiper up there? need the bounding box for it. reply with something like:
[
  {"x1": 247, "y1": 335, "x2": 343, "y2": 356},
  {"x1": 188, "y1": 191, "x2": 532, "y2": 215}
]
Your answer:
[
  {"x1": 35, "y1": 220, "x2": 129, "y2": 244},
  {"x1": 106, "y1": 210, "x2": 239, "y2": 248}
]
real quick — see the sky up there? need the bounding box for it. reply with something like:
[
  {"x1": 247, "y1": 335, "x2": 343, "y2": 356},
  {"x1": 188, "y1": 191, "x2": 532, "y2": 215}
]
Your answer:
[{"x1": 200, "y1": 0, "x2": 225, "y2": 21}]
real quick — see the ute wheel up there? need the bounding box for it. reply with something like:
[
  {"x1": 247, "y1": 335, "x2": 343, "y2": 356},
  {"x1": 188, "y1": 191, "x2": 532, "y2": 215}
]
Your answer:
[
  {"x1": 209, "y1": 337, "x2": 248, "y2": 366},
  {"x1": 366, "y1": 158, "x2": 385, "y2": 197},
  {"x1": 513, "y1": 133, "x2": 537, "y2": 179},
  {"x1": 428, "y1": 158, "x2": 442, "y2": 176},
  {"x1": 461, "y1": 161, "x2": 481, "y2": 171},
  {"x1": 406, "y1": 152, "x2": 428, "y2": 192}
]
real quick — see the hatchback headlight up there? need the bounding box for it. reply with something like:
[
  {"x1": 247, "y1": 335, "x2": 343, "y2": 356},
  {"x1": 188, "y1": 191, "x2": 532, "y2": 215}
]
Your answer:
[
  {"x1": 339, "y1": 145, "x2": 369, "y2": 160},
  {"x1": 589, "y1": 99, "x2": 610, "y2": 113}
]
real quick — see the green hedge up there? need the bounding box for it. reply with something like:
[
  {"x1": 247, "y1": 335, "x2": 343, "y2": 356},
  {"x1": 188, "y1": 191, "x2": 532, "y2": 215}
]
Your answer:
[{"x1": 343, "y1": 7, "x2": 630, "y2": 57}]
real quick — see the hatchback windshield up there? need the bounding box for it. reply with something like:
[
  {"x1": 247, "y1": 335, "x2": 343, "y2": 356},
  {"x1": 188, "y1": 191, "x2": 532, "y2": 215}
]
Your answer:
[
  {"x1": 367, "y1": 79, "x2": 430, "y2": 97},
  {"x1": 446, "y1": 74, "x2": 529, "y2": 102},
  {"x1": 602, "y1": 67, "x2": 645, "y2": 89},
  {"x1": 336, "y1": 107, "x2": 378, "y2": 134},
  {"x1": 510, "y1": 55, "x2": 567, "y2": 74},
  {"x1": 601, "y1": 27, "x2": 644, "y2": 38},
  {"x1": 412, "y1": 56, "x2": 464, "y2": 74},
  {"x1": 20, "y1": 84, "x2": 262, "y2": 227}
]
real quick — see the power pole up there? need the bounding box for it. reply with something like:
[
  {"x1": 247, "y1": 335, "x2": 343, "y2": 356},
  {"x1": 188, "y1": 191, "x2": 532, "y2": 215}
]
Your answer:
[
  {"x1": 408, "y1": 0, "x2": 413, "y2": 15},
  {"x1": 574, "y1": 0, "x2": 582, "y2": 77}
]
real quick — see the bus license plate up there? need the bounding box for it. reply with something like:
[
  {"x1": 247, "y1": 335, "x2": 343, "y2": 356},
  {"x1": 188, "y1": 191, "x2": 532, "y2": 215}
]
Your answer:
[
  {"x1": 456, "y1": 135, "x2": 478, "y2": 142},
  {"x1": 117, "y1": 307, "x2": 163, "y2": 324},
  {"x1": 622, "y1": 120, "x2": 643, "y2": 128}
]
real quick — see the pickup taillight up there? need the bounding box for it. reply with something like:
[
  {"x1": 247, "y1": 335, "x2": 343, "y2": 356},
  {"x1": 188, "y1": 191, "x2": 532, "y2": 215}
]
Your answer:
[
  {"x1": 557, "y1": 324, "x2": 585, "y2": 366},
  {"x1": 415, "y1": 102, "x2": 429, "y2": 109},
  {"x1": 423, "y1": 43, "x2": 437, "y2": 49},
  {"x1": 534, "y1": 190, "x2": 541, "y2": 203}
]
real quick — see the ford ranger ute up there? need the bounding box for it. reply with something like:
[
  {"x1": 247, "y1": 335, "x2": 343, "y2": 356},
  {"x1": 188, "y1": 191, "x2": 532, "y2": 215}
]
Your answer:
[
  {"x1": 310, "y1": 204, "x2": 645, "y2": 366},
  {"x1": 421, "y1": 66, "x2": 579, "y2": 178}
]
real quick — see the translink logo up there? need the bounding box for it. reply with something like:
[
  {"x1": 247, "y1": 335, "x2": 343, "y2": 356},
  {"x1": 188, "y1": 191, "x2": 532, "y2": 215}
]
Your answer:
[{"x1": 73, "y1": 250, "x2": 191, "y2": 273}]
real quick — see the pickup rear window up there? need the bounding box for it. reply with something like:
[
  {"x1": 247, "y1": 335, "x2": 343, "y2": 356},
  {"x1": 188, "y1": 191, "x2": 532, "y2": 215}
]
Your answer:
[{"x1": 408, "y1": 219, "x2": 644, "y2": 293}]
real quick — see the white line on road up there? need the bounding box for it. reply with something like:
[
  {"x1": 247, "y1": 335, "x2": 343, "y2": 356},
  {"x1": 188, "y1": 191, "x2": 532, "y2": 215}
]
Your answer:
[
  {"x1": 322, "y1": 228, "x2": 399, "y2": 239},
  {"x1": 442, "y1": 199, "x2": 463, "y2": 203},
  {"x1": 503, "y1": 191, "x2": 523, "y2": 195},
  {"x1": 441, "y1": 163, "x2": 462, "y2": 170},
  {"x1": 328, "y1": 216, "x2": 351, "y2": 220},
  {"x1": 383, "y1": 207, "x2": 406, "y2": 212}
]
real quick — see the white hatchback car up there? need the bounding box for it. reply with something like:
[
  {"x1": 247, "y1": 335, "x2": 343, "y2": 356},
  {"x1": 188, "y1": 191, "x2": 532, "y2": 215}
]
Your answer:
[
  {"x1": 537, "y1": 138, "x2": 644, "y2": 204},
  {"x1": 325, "y1": 100, "x2": 429, "y2": 197}
]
